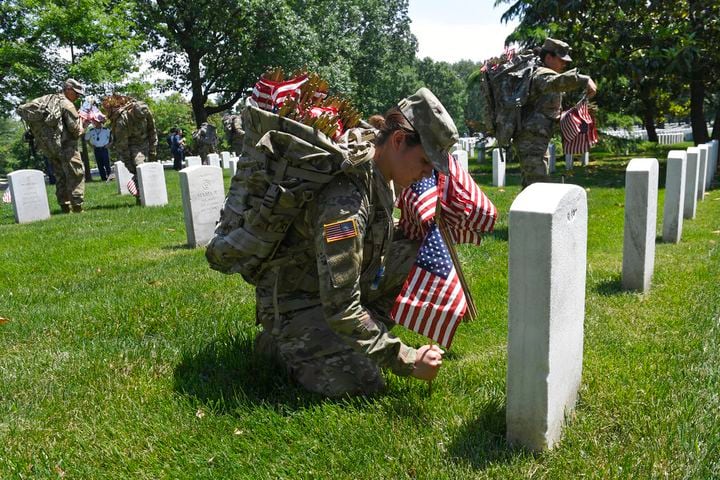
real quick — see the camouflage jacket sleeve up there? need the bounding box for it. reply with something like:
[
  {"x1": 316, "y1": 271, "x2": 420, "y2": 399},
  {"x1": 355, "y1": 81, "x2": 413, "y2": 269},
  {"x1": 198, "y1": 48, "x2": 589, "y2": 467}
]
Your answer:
[
  {"x1": 533, "y1": 67, "x2": 590, "y2": 95},
  {"x1": 310, "y1": 173, "x2": 417, "y2": 376},
  {"x1": 60, "y1": 98, "x2": 83, "y2": 140}
]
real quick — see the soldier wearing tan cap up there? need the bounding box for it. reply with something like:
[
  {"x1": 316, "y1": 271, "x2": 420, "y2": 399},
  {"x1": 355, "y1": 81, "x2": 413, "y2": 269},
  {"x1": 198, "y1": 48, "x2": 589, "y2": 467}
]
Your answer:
[
  {"x1": 55, "y1": 79, "x2": 87, "y2": 212},
  {"x1": 515, "y1": 38, "x2": 597, "y2": 188},
  {"x1": 251, "y1": 87, "x2": 450, "y2": 397}
]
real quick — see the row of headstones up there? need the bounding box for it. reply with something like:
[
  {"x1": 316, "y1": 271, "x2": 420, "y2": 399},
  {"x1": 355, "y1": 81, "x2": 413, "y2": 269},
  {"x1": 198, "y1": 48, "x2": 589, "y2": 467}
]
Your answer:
[
  {"x1": 506, "y1": 139, "x2": 719, "y2": 452},
  {"x1": 7, "y1": 162, "x2": 171, "y2": 223},
  {"x1": 452, "y1": 144, "x2": 591, "y2": 189},
  {"x1": 658, "y1": 132, "x2": 684, "y2": 145},
  {"x1": 184, "y1": 152, "x2": 240, "y2": 173},
  {"x1": 625, "y1": 140, "x2": 719, "y2": 291},
  {"x1": 488, "y1": 146, "x2": 591, "y2": 188}
]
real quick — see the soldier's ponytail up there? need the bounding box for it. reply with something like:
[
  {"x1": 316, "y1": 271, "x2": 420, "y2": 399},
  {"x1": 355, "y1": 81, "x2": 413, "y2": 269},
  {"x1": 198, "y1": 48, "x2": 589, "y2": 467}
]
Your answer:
[{"x1": 374, "y1": 107, "x2": 422, "y2": 148}]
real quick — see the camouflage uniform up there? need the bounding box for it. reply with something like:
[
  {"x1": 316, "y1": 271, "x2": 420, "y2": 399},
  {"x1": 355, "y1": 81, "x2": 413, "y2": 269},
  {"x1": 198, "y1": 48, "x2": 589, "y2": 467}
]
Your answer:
[
  {"x1": 216, "y1": 87, "x2": 457, "y2": 397},
  {"x1": 47, "y1": 94, "x2": 85, "y2": 211},
  {"x1": 222, "y1": 114, "x2": 245, "y2": 155},
  {"x1": 109, "y1": 101, "x2": 157, "y2": 193},
  {"x1": 193, "y1": 122, "x2": 217, "y2": 164},
  {"x1": 254, "y1": 163, "x2": 421, "y2": 396},
  {"x1": 515, "y1": 41, "x2": 590, "y2": 188}
]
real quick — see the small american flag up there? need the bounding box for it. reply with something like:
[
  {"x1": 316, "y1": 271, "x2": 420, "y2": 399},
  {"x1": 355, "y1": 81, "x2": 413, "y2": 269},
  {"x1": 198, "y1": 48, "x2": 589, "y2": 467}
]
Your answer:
[
  {"x1": 397, "y1": 155, "x2": 497, "y2": 243},
  {"x1": 560, "y1": 99, "x2": 598, "y2": 155},
  {"x1": 2, "y1": 189, "x2": 11, "y2": 203},
  {"x1": 324, "y1": 218, "x2": 358, "y2": 243},
  {"x1": 127, "y1": 178, "x2": 138, "y2": 196},
  {"x1": 393, "y1": 155, "x2": 497, "y2": 347},
  {"x1": 391, "y1": 223, "x2": 466, "y2": 348}
]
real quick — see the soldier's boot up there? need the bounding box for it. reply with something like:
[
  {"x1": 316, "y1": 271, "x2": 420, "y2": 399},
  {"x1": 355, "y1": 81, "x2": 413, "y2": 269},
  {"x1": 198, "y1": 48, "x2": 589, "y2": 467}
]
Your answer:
[
  {"x1": 60, "y1": 204, "x2": 71, "y2": 214},
  {"x1": 71, "y1": 204, "x2": 83, "y2": 213}
]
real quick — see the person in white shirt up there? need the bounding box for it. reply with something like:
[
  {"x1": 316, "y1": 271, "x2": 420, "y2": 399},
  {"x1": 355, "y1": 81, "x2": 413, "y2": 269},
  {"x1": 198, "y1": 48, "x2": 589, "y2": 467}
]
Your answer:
[{"x1": 85, "y1": 121, "x2": 112, "y2": 181}]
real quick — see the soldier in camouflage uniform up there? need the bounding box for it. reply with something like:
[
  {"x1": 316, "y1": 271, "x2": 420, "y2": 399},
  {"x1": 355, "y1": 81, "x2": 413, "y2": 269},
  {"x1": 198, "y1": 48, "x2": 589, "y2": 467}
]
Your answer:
[
  {"x1": 103, "y1": 95, "x2": 158, "y2": 201},
  {"x1": 251, "y1": 88, "x2": 452, "y2": 397},
  {"x1": 222, "y1": 113, "x2": 245, "y2": 155},
  {"x1": 515, "y1": 38, "x2": 597, "y2": 188},
  {"x1": 192, "y1": 122, "x2": 217, "y2": 164},
  {"x1": 50, "y1": 79, "x2": 86, "y2": 213}
]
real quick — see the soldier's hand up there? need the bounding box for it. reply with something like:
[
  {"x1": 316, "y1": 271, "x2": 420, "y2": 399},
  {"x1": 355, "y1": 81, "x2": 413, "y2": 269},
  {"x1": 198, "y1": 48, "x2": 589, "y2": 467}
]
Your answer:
[
  {"x1": 586, "y1": 78, "x2": 597, "y2": 99},
  {"x1": 411, "y1": 344, "x2": 444, "y2": 381}
]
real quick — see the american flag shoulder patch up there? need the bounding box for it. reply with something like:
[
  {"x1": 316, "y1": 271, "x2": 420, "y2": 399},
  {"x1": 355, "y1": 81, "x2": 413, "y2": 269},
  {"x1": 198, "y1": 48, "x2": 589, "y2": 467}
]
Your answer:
[{"x1": 323, "y1": 218, "x2": 358, "y2": 243}]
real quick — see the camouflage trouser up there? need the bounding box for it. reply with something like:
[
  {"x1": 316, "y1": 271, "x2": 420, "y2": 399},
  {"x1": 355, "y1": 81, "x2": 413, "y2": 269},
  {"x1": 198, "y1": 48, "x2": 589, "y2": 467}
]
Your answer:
[
  {"x1": 48, "y1": 148, "x2": 85, "y2": 208},
  {"x1": 514, "y1": 133, "x2": 552, "y2": 189},
  {"x1": 121, "y1": 147, "x2": 148, "y2": 176},
  {"x1": 231, "y1": 137, "x2": 244, "y2": 157},
  {"x1": 196, "y1": 145, "x2": 212, "y2": 165},
  {"x1": 255, "y1": 238, "x2": 420, "y2": 397}
]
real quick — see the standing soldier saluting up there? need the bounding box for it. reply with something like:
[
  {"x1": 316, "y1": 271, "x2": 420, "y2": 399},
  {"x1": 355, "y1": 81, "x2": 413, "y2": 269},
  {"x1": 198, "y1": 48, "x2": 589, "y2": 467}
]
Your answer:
[{"x1": 515, "y1": 38, "x2": 597, "y2": 188}]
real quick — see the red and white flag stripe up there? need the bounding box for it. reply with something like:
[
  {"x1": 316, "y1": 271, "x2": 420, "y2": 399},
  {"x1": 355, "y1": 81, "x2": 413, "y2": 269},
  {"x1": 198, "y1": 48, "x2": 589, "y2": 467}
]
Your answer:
[{"x1": 560, "y1": 100, "x2": 598, "y2": 155}]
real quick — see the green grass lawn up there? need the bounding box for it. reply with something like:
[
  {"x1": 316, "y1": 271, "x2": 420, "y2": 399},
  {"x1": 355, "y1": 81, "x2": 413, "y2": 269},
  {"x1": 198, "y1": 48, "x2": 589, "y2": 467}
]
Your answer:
[{"x1": 1, "y1": 155, "x2": 719, "y2": 479}]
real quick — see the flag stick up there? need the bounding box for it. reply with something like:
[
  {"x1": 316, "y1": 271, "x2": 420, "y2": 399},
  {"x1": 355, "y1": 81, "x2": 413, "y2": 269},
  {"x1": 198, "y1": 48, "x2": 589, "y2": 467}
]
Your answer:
[{"x1": 435, "y1": 198, "x2": 478, "y2": 321}]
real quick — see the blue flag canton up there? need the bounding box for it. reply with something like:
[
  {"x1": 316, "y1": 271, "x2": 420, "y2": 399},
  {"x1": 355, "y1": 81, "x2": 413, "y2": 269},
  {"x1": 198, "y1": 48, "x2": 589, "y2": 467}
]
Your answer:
[
  {"x1": 416, "y1": 223, "x2": 452, "y2": 279},
  {"x1": 410, "y1": 171, "x2": 437, "y2": 196}
]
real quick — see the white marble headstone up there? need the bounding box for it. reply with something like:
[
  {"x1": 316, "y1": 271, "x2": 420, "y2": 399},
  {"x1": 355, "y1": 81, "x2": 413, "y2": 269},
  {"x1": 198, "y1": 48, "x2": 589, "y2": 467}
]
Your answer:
[
  {"x1": 186, "y1": 156, "x2": 202, "y2": 168},
  {"x1": 207, "y1": 153, "x2": 221, "y2": 169},
  {"x1": 622, "y1": 158, "x2": 658, "y2": 292},
  {"x1": 220, "y1": 151, "x2": 231, "y2": 169},
  {"x1": 229, "y1": 157, "x2": 238, "y2": 176},
  {"x1": 548, "y1": 144, "x2": 556, "y2": 173},
  {"x1": 683, "y1": 147, "x2": 700, "y2": 220},
  {"x1": 137, "y1": 163, "x2": 168, "y2": 207},
  {"x1": 492, "y1": 149, "x2": 505, "y2": 187},
  {"x1": 565, "y1": 153, "x2": 573, "y2": 170},
  {"x1": 507, "y1": 183, "x2": 587, "y2": 451},
  {"x1": 662, "y1": 151, "x2": 686, "y2": 244},
  {"x1": 709, "y1": 140, "x2": 719, "y2": 188},
  {"x1": 179, "y1": 165, "x2": 225, "y2": 247},
  {"x1": 114, "y1": 161, "x2": 132, "y2": 195},
  {"x1": 8, "y1": 169, "x2": 51, "y2": 224},
  {"x1": 697, "y1": 145, "x2": 708, "y2": 201},
  {"x1": 452, "y1": 150, "x2": 469, "y2": 172},
  {"x1": 582, "y1": 152, "x2": 589, "y2": 166}
]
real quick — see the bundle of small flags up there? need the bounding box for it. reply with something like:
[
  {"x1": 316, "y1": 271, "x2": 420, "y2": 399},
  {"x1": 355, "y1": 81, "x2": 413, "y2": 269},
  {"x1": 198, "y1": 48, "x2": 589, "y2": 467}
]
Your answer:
[
  {"x1": 392, "y1": 155, "x2": 497, "y2": 348},
  {"x1": 560, "y1": 99, "x2": 598, "y2": 155},
  {"x1": 2, "y1": 189, "x2": 11, "y2": 203},
  {"x1": 250, "y1": 68, "x2": 361, "y2": 140},
  {"x1": 78, "y1": 97, "x2": 106, "y2": 124},
  {"x1": 480, "y1": 47, "x2": 516, "y2": 73}
]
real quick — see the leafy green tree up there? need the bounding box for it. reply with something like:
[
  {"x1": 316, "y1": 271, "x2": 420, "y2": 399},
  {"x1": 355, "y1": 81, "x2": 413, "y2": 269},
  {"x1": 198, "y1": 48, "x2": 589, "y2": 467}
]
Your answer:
[{"x1": 416, "y1": 58, "x2": 467, "y2": 134}]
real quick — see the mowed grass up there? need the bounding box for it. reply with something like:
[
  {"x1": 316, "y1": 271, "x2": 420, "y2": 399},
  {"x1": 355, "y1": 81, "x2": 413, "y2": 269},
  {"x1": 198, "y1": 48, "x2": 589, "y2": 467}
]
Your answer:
[{"x1": 1, "y1": 152, "x2": 719, "y2": 479}]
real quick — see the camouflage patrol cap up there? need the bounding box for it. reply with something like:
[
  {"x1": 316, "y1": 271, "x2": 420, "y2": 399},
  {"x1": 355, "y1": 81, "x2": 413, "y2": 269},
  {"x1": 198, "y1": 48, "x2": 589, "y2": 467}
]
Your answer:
[
  {"x1": 64, "y1": 78, "x2": 85, "y2": 96},
  {"x1": 397, "y1": 87, "x2": 458, "y2": 174},
  {"x1": 542, "y1": 38, "x2": 572, "y2": 62}
]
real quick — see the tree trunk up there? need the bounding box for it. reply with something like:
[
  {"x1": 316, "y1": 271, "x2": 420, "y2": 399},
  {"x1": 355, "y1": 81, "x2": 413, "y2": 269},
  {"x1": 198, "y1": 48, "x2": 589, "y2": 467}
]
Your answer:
[
  {"x1": 689, "y1": 77, "x2": 708, "y2": 145},
  {"x1": 81, "y1": 136, "x2": 92, "y2": 182},
  {"x1": 188, "y1": 52, "x2": 207, "y2": 127},
  {"x1": 638, "y1": 82, "x2": 658, "y2": 143}
]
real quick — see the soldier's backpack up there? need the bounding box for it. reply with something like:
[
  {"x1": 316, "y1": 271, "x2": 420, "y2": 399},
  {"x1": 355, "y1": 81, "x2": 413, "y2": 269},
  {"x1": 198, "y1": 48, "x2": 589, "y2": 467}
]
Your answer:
[
  {"x1": 469, "y1": 50, "x2": 538, "y2": 146},
  {"x1": 16, "y1": 94, "x2": 64, "y2": 157},
  {"x1": 205, "y1": 105, "x2": 374, "y2": 285}
]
